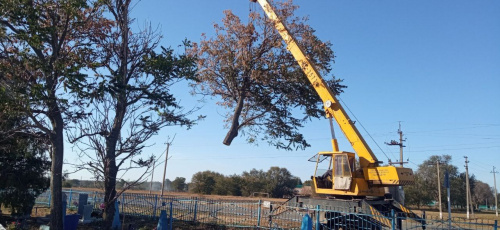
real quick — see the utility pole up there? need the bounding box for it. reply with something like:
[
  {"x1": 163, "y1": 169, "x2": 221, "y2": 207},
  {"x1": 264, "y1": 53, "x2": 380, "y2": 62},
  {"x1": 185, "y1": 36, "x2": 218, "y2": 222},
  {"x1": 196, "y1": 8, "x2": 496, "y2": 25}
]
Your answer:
[
  {"x1": 464, "y1": 156, "x2": 474, "y2": 219},
  {"x1": 492, "y1": 166, "x2": 498, "y2": 217},
  {"x1": 385, "y1": 122, "x2": 406, "y2": 167},
  {"x1": 385, "y1": 122, "x2": 407, "y2": 205},
  {"x1": 445, "y1": 170, "x2": 452, "y2": 229},
  {"x1": 437, "y1": 160, "x2": 443, "y2": 220},
  {"x1": 149, "y1": 161, "x2": 155, "y2": 194},
  {"x1": 161, "y1": 143, "x2": 171, "y2": 197}
]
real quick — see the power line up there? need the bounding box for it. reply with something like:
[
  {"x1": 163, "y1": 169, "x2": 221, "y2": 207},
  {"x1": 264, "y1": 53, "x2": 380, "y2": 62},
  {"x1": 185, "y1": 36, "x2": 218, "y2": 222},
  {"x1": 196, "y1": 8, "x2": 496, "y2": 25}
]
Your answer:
[
  {"x1": 469, "y1": 162, "x2": 493, "y2": 173},
  {"x1": 337, "y1": 96, "x2": 392, "y2": 161},
  {"x1": 405, "y1": 141, "x2": 499, "y2": 149},
  {"x1": 408, "y1": 160, "x2": 419, "y2": 167},
  {"x1": 404, "y1": 124, "x2": 500, "y2": 134},
  {"x1": 406, "y1": 145, "x2": 500, "y2": 154}
]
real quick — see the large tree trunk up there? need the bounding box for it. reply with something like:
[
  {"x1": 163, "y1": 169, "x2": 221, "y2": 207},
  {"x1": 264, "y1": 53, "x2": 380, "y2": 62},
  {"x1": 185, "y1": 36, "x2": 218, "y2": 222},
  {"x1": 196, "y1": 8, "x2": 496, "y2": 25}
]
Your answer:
[
  {"x1": 49, "y1": 105, "x2": 64, "y2": 230},
  {"x1": 223, "y1": 94, "x2": 246, "y2": 146},
  {"x1": 103, "y1": 2, "x2": 128, "y2": 225},
  {"x1": 103, "y1": 88, "x2": 127, "y2": 230},
  {"x1": 103, "y1": 151, "x2": 118, "y2": 230},
  {"x1": 102, "y1": 1, "x2": 133, "y2": 228},
  {"x1": 103, "y1": 104, "x2": 124, "y2": 229}
]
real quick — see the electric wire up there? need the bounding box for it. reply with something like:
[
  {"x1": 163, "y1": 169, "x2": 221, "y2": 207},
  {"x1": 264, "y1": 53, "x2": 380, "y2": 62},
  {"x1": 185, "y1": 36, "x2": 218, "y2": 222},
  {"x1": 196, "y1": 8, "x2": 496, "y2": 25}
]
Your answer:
[
  {"x1": 337, "y1": 96, "x2": 392, "y2": 161},
  {"x1": 404, "y1": 145, "x2": 500, "y2": 153},
  {"x1": 472, "y1": 159, "x2": 495, "y2": 168},
  {"x1": 469, "y1": 162, "x2": 491, "y2": 173},
  {"x1": 408, "y1": 160, "x2": 420, "y2": 167}
]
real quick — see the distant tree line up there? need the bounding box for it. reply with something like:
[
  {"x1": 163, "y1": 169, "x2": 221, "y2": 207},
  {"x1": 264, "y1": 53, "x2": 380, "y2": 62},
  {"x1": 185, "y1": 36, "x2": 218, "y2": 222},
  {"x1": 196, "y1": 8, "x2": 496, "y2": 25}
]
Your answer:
[
  {"x1": 187, "y1": 167, "x2": 300, "y2": 198},
  {"x1": 61, "y1": 166, "x2": 300, "y2": 199},
  {"x1": 62, "y1": 177, "x2": 188, "y2": 192},
  {"x1": 404, "y1": 155, "x2": 497, "y2": 210}
]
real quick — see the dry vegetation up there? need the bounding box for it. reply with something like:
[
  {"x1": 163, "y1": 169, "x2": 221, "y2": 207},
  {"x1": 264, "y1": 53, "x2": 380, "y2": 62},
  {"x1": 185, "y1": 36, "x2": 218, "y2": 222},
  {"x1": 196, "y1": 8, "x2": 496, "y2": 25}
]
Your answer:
[
  {"x1": 413, "y1": 209, "x2": 500, "y2": 221},
  {"x1": 68, "y1": 187, "x2": 288, "y2": 202}
]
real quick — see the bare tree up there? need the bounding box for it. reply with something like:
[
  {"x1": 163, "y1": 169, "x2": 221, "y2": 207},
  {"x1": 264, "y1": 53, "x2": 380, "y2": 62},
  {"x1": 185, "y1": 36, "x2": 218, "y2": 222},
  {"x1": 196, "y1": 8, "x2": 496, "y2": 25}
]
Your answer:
[
  {"x1": 473, "y1": 181, "x2": 495, "y2": 209},
  {"x1": 69, "y1": 95, "x2": 157, "y2": 192},
  {"x1": 67, "y1": 0, "x2": 198, "y2": 228},
  {"x1": 190, "y1": 0, "x2": 345, "y2": 150}
]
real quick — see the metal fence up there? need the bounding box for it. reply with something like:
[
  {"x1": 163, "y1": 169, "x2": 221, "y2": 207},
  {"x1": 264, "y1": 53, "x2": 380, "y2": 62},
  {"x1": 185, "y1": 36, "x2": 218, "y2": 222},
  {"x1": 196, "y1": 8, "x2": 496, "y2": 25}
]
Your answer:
[{"x1": 35, "y1": 190, "x2": 499, "y2": 229}]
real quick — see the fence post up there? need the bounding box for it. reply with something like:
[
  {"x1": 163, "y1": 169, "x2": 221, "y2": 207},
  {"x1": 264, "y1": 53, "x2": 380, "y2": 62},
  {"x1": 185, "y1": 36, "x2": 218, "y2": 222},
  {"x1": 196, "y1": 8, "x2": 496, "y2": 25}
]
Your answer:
[
  {"x1": 48, "y1": 192, "x2": 51, "y2": 208},
  {"x1": 422, "y1": 210, "x2": 426, "y2": 229},
  {"x1": 68, "y1": 189, "x2": 73, "y2": 208},
  {"x1": 391, "y1": 209, "x2": 396, "y2": 230},
  {"x1": 257, "y1": 200, "x2": 261, "y2": 227},
  {"x1": 169, "y1": 201, "x2": 173, "y2": 230},
  {"x1": 153, "y1": 194, "x2": 158, "y2": 218},
  {"x1": 93, "y1": 191, "x2": 97, "y2": 209},
  {"x1": 121, "y1": 195, "x2": 125, "y2": 215},
  {"x1": 193, "y1": 197, "x2": 198, "y2": 222},
  {"x1": 316, "y1": 205, "x2": 320, "y2": 230}
]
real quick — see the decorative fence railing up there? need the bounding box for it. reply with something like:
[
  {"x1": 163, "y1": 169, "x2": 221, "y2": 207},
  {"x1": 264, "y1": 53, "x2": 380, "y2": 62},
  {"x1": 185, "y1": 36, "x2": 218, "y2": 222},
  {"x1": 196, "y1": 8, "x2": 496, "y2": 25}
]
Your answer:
[{"x1": 35, "y1": 190, "x2": 499, "y2": 229}]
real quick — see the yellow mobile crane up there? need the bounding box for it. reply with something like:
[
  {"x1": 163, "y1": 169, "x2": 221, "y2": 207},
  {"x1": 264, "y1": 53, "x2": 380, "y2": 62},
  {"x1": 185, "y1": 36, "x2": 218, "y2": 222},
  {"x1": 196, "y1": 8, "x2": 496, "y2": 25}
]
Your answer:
[
  {"x1": 249, "y1": 0, "x2": 413, "y2": 199},
  {"x1": 250, "y1": 0, "x2": 423, "y2": 229}
]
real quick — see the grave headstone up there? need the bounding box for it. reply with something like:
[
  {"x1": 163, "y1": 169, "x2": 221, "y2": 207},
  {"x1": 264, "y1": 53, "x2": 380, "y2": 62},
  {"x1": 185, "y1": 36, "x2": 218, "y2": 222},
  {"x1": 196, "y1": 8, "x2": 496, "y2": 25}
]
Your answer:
[
  {"x1": 77, "y1": 194, "x2": 89, "y2": 215},
  {"x1": 81, "y1": 205, "x2": 93, "y2": 223}
]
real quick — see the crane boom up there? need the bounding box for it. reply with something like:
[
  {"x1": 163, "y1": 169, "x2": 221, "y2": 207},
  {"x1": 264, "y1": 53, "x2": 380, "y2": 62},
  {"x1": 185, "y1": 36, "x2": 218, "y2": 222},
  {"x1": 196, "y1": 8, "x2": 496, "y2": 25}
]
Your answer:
[{"x1": 252, "y1": 0, "x2": 414, "y2": 197}]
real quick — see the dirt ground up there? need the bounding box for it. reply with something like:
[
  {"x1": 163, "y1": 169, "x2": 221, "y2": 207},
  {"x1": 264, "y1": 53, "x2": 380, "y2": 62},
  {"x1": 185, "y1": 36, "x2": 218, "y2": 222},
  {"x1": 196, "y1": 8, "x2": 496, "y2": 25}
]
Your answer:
[
  {"x1": 1, "y1": 189, "x2": 285, "y2": 229},
  {"x1": 3, "y1": 190, "x2": 499, "y2": 229},
  {"x1": 1, "y1": 207, "x2": 254, "y2": 230},
  {"x1": 69, "y1": 187, "x2": 287, "y2": 202},
  {"x1": 412, "y1": 209, "x2": 500, "y2": 221}
]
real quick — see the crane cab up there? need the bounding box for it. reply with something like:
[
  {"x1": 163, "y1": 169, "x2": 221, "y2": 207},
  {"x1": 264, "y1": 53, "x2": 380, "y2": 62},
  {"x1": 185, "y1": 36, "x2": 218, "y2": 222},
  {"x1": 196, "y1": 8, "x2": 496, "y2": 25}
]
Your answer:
[
  {"x1": 312, "y1": 151, "x2": 355, "y2": 190},
  {"x1": 311, "y1": 151, "x2": 386, "y2": 197}
]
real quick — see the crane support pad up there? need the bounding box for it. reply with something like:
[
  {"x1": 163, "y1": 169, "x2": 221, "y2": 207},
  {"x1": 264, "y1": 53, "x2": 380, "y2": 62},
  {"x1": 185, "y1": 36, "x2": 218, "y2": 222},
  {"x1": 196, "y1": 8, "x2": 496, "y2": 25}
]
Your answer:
[{"x1": 288, "y1": 196, "x2": 423, "y2": 229}]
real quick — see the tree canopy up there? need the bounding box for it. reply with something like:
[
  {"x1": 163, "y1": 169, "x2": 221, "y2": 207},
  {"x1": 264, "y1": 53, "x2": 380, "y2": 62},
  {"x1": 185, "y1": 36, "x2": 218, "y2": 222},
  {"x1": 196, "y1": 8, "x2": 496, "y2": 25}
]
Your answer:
[
  {"x1": 65, "y1": 0, "x2": 198, "y2": 228},
  {"x1": 0, "y1": 87, "x2": 50, "y2": 216},
  {"x1": 189, "y1": 167, "x2": 298, "y2": 198},
  {"x1": 190, "y1": 0, "x2": 345, "y2": 150},
  {"x1": 171, "y1": 177, "x2": 187, "y2": 192},
  {"x1": 0, "y1": 0, "x2": 105, "y2": 228},
  {"x1": 404, "y1": 155, "x2": 492, "y2": 210}
]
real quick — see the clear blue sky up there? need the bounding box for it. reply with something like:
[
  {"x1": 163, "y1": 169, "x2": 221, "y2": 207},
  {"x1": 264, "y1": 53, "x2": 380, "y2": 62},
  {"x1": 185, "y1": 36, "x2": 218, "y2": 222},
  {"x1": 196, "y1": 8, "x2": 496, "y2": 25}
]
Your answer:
[{"x1": 66, "y1": 0, "x2": 500, "y2": 188}]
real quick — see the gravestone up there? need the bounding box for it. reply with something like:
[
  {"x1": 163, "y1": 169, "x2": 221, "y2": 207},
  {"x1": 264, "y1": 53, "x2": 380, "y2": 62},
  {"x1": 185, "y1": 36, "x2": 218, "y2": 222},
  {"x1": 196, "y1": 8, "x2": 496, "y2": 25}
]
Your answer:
[
  {"x1": 81, "y1": 205, "x2": 93, "y2": 223},
  {"x1": 77, "y1": 194, "x2": 89, "y2": 215}
]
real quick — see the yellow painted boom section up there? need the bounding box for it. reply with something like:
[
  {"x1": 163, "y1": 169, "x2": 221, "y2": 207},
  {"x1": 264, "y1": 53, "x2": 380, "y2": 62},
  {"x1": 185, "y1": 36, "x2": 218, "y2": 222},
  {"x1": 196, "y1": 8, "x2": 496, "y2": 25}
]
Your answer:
[
  {"x1": 253, "y1": 0, "x2": 378, "y2": 168},
  {"x1": 365, "y1": 166, "x2": 414, "y2": 186}
]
